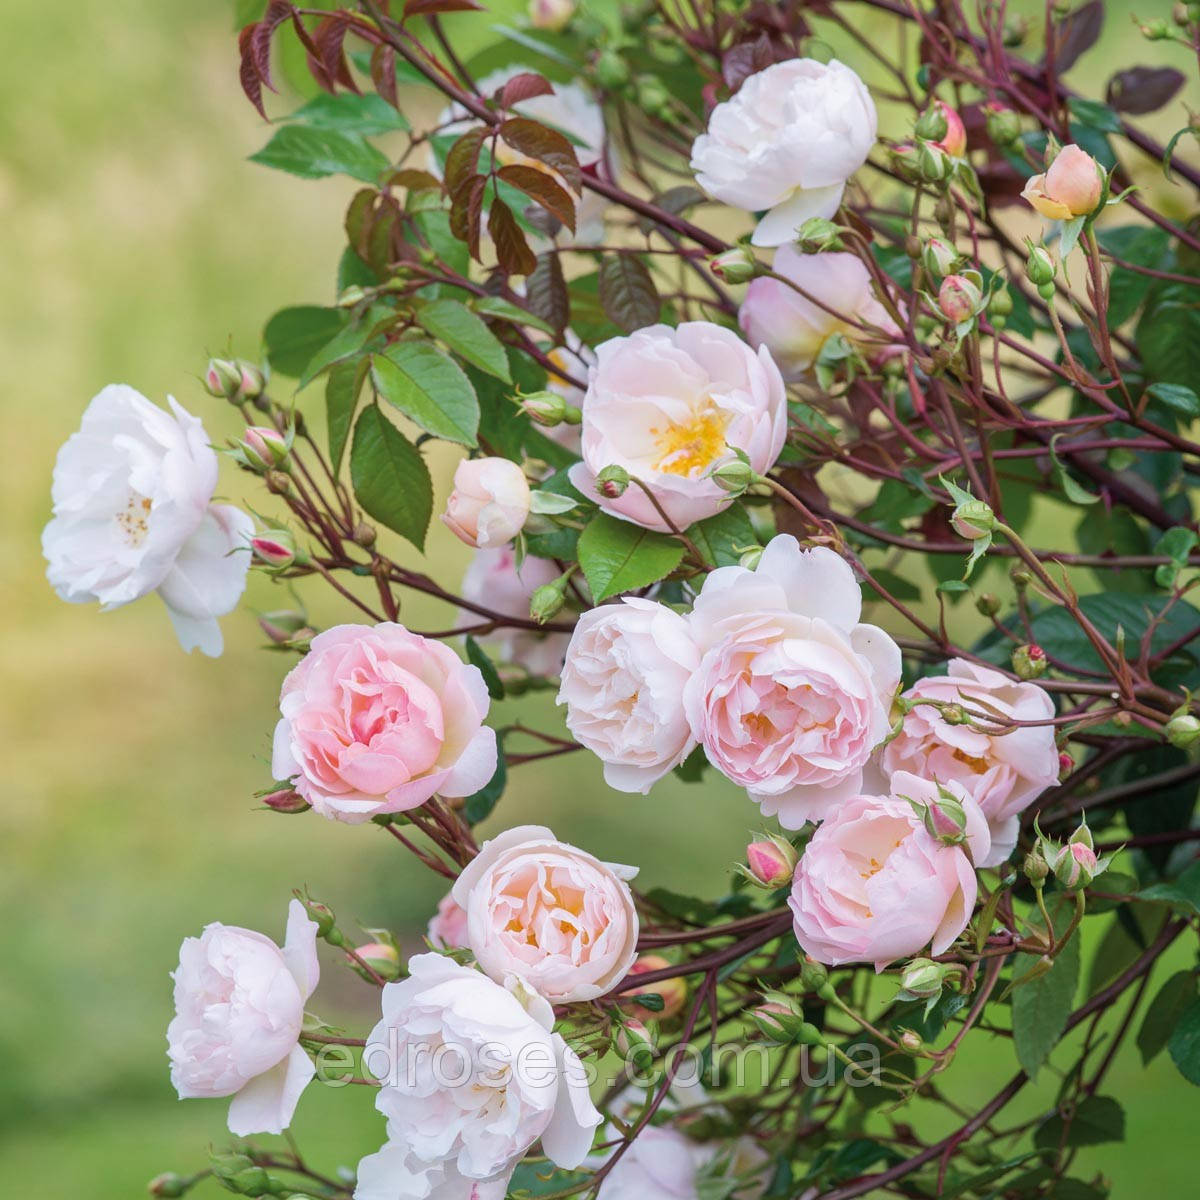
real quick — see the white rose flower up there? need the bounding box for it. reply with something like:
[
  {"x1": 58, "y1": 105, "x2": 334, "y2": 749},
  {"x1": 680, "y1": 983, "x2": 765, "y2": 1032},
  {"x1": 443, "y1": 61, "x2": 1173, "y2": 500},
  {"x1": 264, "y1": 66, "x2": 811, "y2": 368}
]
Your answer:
[
  {"x1": 458, "y1": 547, "x2": 571, "y2": 677},
  {"x1": 42, "y1": 384, "x2": 252, "y2": 656},
  {"x1": 359, "y1": 955, "x2": 601, "y2": 1199},
  {"x1": 558, "y1": 597, "x2": 700, "y2": 792},
  {"x1": 690, "y1": 58, "x2": 877, "y2": 247},
  {"x1": 438, "y1": 68, "x2": 613, "y2": 244},
  {"x1": 739, "y1": 247, "x2": 902, "y2": 380},
  {"x1": 568, "y1": 323, "x2": 787, "y2": 531},
  {"x1": 684, "y1": 535, "x2": 902, "y2": 828},
  {"x1": 452, "y1": 824, "x2": 639, "y2": 1003},
  {"x1": 167, "y1": 899, "x2": 319, "y2": 1136}
]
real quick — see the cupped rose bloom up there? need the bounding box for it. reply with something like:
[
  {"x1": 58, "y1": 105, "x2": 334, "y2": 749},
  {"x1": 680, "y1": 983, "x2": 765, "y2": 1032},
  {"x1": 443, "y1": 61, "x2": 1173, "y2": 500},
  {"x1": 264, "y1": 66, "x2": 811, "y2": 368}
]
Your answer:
[
  {"x1": 427, "y1": 893, "x2": 469, "y2": 951},
  {"x1": 272, "y1": 623, "x2": 497, "y2": 823},
  {"x1": 684, "y1": 535, "x2": 901, "y2": 828},
  {"x1": 457, "y1": 547, "x2": 570, "y2": 677},
  {"x1": 568, "y1": 323, "x2": 786, "y2": 531},
  {"x1": 452, "y1": 824, "x2": 639, "y2": 1003},
  {"x1": 1021, "y1": 144, "x2": 1103, "y2": 220},
  {"x1": 439, "y1": 68, "x2": 612, "y2": 244},
  {"x1": 442, "y1": 457, "x2": 530, "y2": 549},
  {"x1": 596, "y1": 1126, "x2": 767, "y2": 1200},
  {"x1": 167, "y1": 899, "x2": 319, "y2": 1136},
  {"x1": 690, "y1": 58, "x2": 877, "y2": 247},
  {"x1": 360, "y1": 955, "x2": 601, "y2": 1198},
  {"x1": 42, "y1": 384, "x2": 252, "y2": 656},
  {"x1": 558, "y1": 597, "x2": 700, "y2": 792},
  {"x1": 738, "y1": 247, "x2": 902, "y2": 380},
  {"x1": 879, "y1": 658, "x2": 1058, "y2": 865},
  {"x1": 788, "y1": 774, "x2": 990, "y2": 969}
]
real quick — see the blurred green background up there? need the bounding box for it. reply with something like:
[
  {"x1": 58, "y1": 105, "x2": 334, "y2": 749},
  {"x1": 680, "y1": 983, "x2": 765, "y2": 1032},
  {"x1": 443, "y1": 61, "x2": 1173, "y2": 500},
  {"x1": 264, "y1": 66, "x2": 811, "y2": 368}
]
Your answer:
[{"x1": 1, "y1": 0, "x2": 1195, "y2": 1195}]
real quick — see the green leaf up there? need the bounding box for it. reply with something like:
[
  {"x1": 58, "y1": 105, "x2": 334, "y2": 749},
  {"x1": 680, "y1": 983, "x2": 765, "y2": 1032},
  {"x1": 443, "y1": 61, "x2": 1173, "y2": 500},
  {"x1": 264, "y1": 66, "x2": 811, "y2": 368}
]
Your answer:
[
  {"x1": 464, "y1": 733, "x2": 506, "y2": 825},
  {"x1": 349, "y1": 405, "x2": 432, "y2": 550},
  {"x1": 1068, "y1": 96, "x2": 1122, "y2": 133},
  {"x1": 1169, "y1": 998, "x2": 1200, "y2": 1085},
  {"x1": 1138, "y1": 859, "x2": 1200, "y2": 915},
  {"x1": 464, "y1": 635, "x2": 505, "y2": 701},
  {"x1": 1011, "y1": 924, "x2": 1080, "y2": 1080},
  {"x1": 299, "y1": 310, "x2": 379, "y2": 388},
  {"x1": 1138, "y1": 302, "x2": 1200, "y2": 388},
  {"x1": 284, "y1": 91, "x2": 409, "y2": 135},
  {"x1": 371, "y1": 343, "x2": 479, "y2": 447},
  {"x1": 1155, "y1": 525, "x2": 1198, "y2": 588},
  {"x1": 1049, "y1": 434, "x2": 1100, "y2": 505},
  {"x1": 264, "y1": 306, "x2": 348, "y2": 378},
  {"x1": 1138, "y1": 970, "x2": 1196, "y2": 1064},
  {"x1": 577, "y1": 513, "x2": 685, "y2": 602},
  {"x1": 687, "y1": 507, "x2": 757, "y2": 568},
  {"x1": 249, "y1": 125, "x2": 390, "y2": 184},
  {"x1": 413, "y1": 298, "x2": 511, "y2": 382},
  {"x1": 1034, "y1": 1095, "x2": 1125, "y2": 1149},
  {"x1": 326, "y1": 357, "x2": 367, "y2": 475},
  {"x1": 1146, "y1": 382, "x2": 1200, "y2": 419}
]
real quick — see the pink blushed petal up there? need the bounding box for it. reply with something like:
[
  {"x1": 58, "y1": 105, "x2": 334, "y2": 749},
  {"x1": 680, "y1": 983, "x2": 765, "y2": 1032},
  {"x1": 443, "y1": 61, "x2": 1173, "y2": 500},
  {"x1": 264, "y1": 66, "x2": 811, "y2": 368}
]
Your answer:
[{"x1": 226, "y1": 1045, "x2": 315, "y2": 1137}]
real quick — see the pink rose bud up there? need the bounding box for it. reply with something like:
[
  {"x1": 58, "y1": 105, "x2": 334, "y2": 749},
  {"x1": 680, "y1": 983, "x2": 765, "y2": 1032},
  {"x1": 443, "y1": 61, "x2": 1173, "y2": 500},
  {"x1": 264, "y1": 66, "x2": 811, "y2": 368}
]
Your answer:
[
  {"x1": 595, "y1": 463, "x2": 630, "y2": 498},
  {"x1": 1012, "y1": 642, "x2": 1048, "y2": 679},
  {"x1": 745, "y1": 836, "x2": 798, "y2": 889},
  {"x1": 937, "y1": 274, "x2": 983, "y2": 324},
  {"x1": 236, "y1": 361, "x2": 266, "y2": 400},
  {"x1": 1021, "y1": 144, "x2": 1104, "y2": 220},
  {"x1": 1053, "y1": 840, "x2": 1098, "y2": 890},
  {"x1": 950, "y1": 497, "x2": 995, "y2": 541},
  {"x1": 934, "y1": 101, "x2": 967, "y2": 157},
  {"x1": 242, "y1": 425, "x2": 289, "y2": 470},
  {"x1": 985, "y1": 104, "x2": 1021, "y2": 147},
  {"x1": 615, "y1": 1018, "x2": 656, "y2": 1067},
  {"x1": 1058, "y1": 751, "x2": 1075, "y2": 778},
  {"x1": 1166, "y1": 713, "x2": 1200, "y2": 749},
  {"x1": 261, "y1": 786, "x2": 309, "y2": 814},
  {"x1": 148, "y1": 1174, "x2": 188, "y2": 1198},
  {"x1": 710, "y1": 245, "x2": 759, "y2": 284},
  {"x1": 922, "y1": 237, "x2": 960, "y2": 279},
  {"x1": 355, "y1": 941, "x2": 402, "y2": 981},
  {"x1": 623, "y1": 954, "x2": 687, "y2": 1021},
  {"x1": 528, "y1": 0, "x2": 575, "y2": 31},
  {"x1": 251, "y1": 531, "x2": 298, "y2": 569},
  {"x1": 520, "y1": 390, "x2": 574, "y2": 427},
  {"x1": 204, "y1": 357, "x2": 242, "y2": 400},
  {"x1": 441, "y1": 456, "x2": 531, "y2": 549}
]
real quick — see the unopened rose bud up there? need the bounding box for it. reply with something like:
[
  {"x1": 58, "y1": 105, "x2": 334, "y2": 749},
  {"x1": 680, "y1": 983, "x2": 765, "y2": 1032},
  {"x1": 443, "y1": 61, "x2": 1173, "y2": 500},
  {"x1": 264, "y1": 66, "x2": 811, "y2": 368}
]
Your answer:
[
  {"x1": 796, "y1": 217, "x2": 846, "y2": 253},
  {"x1": 917, "y1": 141, "x2": 952, "y2": 185},
  {"x1": 1022, "y1": 144, "x2": 1104, "y2": 220},
  {"x1": 937, "y1": 274, "x2": 983, "y2": 323},
  {"x1": 615, "y1": 1018, "x2": 656, "y2": 1070},
  {"x1": 265, "y1": 469, "x2": 291, "y2": 496},
  {"x1": 204, "y1": 357, "x2": 242, "y2": 400},
  {"x1": 529, "y1": 0, "x2": 575, "y2": 30},
  {"x1": 636, "y1": 76, "x2": 671, "y2": 118},
  {"x1": 355, "y1": 941, "x2": 402, "y2": 981},
  {"x1": 1166, "y1": 713, "x2": 1200, "y2": 750},
  {"x1": 1058, "y1": 751, "x2": 1075, "y2": 778},
  {"x1": 898, "y1": 958, "x2": 948, "y2": 1001},
  {"x1": 252, "y1": 530, "x2": 300, "y2": 569},
  {"x1": 934, "y1": 101, "x2": 967, "y2": 158},
  {"x1": 899, "y1": 1029, "x2": 925, "y2": 1053},
  {"x1": 1025, "y1": 243, "x2": 1056, "y2": 287},
  {"x1": 975, "y1": 592, "x2": 1000, "y2": 617},
  {"x1": 921, "y1": 237, "x2": 960, "y2": 280},
  {"x1": 752, "y1": 1000, "x2": 804, "y2": 1043},
  {"x1": 744, "y1": 835, "x2": 798, "y2": 889},
  {"x1": 520, "y1": 390, "x2": 574, "y2": 427},
  {"x1": 295, "y1": 891, "x2": 338, "y2": 940},
  {"x1": 1023, "y1": 842, "x2": 1051, "y2": 886},
  {"x1": 1053, "y1": 840, "x2": 1098, "y2": 890},
  {"x1": 529, "y1": 572, "x2": 572, "y2": 624},
  {"x1": 1012, "y1": 642, "x2": 1047, "y2": 680},
  {"x1": 909, "y1": 784, "x2": 969, "y2": 845},
  {"x1": 242, "y1": 426, "x2": 288, "y2": 469},
  {"x1": 914, "y1": 103, "x2": 949, "y2": 145},
  {"x1": 950, "y1": 497, "x2": 995, "y2": 540},
  {"x1": 890, "y1": 143, "x2": 921, "y2": 181},
  {"x1": 594, "y1": 50, "x2": 630, "y2": 90},
  {"x1": 337, "y1": 284, "x2": 368, "y2": 308},
  {"x1": 261, "y1": 786, "x2": 309, "y2": 814},
  {"x1": 799, "y1": 957, "x2": 829, "y2": 994},
  {"x1": 210, "y1": 1155, "x2": 272, "y2": 1197},
  {"x1": 709, "y1": 455, "x2": 758, "y2": 495},
  {"x1": 985, "y1": 105, "x2": 1021, "y2": 147},
  {"x1": 940, "y1": 702, "x2": 970, "y2": 725},
  {"x1": 623, "y1": 954, "x2": 687, "y2": 1021},
  {"x1": 988, "y1": 287, "x2": 1014, "y2": 329},
  {"x1": 235, "y1": 361, "x2": 266, "y2": 401},
  {"x1": 442, "y1": 457, "x2": 530, "y2": 549},
  {"x1": 595, "y1": 464, "x2": 630, "y2": 498},
  {"x1": 148, "y1": 1174, "x2": 189, "y2": 1198},
  {"x1": 710, "y1": 245, "x2": 759, "y2": 283},
  {"x1": 1140, "y1": 17, "x2": 1172, "y2": 38},
  {"x1": 258, "y1": 609, "x2": 309, "y2": 643}
]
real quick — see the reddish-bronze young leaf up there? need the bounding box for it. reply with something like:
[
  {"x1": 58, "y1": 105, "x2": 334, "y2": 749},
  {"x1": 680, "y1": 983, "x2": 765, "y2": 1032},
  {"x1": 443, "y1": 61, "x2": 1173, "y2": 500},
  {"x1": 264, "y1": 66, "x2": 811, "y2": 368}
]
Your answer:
[
  {"x1": 497, "y1": 164, "x2": 577, "y2": 233},
  {"x1": 366, "y1": 201, "x2": 401, "y2": 277},
  {"x1": 238, "y1": 24, "x2": 268, "y2": 119},
  {"x1": 498, "y1": 118, "x2": 582, "y2": 193},
  {"x1": 313, "y1": 15, "x2": 359, "y2": 94},
  {"x1": 388, "y1": 168, "x2": 443, "y2": 191},
  {"x1": 444, "y1": 127, "x2": 487, "y2": 198},
  {"x1": 497, "y1": 73, "x2": 555, "y2": 109},
  {"x1": 403, "y1": 0, "x2": 484, "y2": 16},
  {"x1": 598, "y1": 254, "x2": 660, "y2": 333},
  {"x1": 526, "y1": 253, "x2": 569, "y2": 335},
  {"x1": 252, "y1": 0, "x2": 293, "y2": 87},
  {"x1": 371, "y1": 44, "x2": 399, "y2": 110},
  {"x1": 345, "y1": 189, "x2": 379, "y2": 259},
  {"x1": 450, "y1": 175, "x2": 488, "y2": 261},
  {"x1": 1106, "y1": 66, "x2": 1186, "y2": 116},
  {"x1": 489, "y1": 199, "x2": 537, "y2": 276}
]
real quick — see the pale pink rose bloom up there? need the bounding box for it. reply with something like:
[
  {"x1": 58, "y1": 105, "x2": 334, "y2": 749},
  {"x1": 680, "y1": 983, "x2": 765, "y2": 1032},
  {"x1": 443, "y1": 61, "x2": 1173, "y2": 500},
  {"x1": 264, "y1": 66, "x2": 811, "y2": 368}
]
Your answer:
[
  {"x1": 426, "y1": 893, "x2": 469, "y2": 951},
  {"x1": 442, "y1": 457, "x2": 530, "y2": 549},
  {"x1": 684, "y1": 535, "x2": 901, "y2": 828},
  {"x1": 739, "y1": 247, "x2": 902, "y2": 380},
  {"x1": 569, "y1": 322, "x2": 787, "y2": 531},
  {"x1": 272, "y1": 623, "x2": 497, "y2": 823},
  {"x1": 558, "y1": 597, "x2": 700, "y2": 793},
  {"x1": 42, "y1": 384, "x2": 252, "y2": 656},
  {"x1": 167, "y1": 899, "x2": 319, "y2": 1136},
  {"x1": 690, "y1": 58, "x2": 877, "y2": 247},
  {"x1": 457, "y1": 547, "x2": 570, "y2": 677},
  {"x1": 360, "y1": 955, "x2": 601, "y2": 1197},
  {"x1": 1021, "y1": 144, "x2": 1103, "y2": 220},
  {"x1": 596, "y1": 1126, "x2": 768, "y2": 1200},
  {"x1": 452, "y1": 824, "x2": 639, "y2": 1002},
  {"x1": 879, "y1": 658, "x2": 1058, "y2": 866},
  {"x1": 788, "y1": 774, "x2": 990, "y2": 969}
]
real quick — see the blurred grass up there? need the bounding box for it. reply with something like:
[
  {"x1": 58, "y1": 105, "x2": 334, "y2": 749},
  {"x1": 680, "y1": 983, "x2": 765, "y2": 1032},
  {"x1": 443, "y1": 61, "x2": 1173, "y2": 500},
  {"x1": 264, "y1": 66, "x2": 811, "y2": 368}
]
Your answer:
[{"x1": 0, "y1": 0, "x2": 1195, "y2": 1194}]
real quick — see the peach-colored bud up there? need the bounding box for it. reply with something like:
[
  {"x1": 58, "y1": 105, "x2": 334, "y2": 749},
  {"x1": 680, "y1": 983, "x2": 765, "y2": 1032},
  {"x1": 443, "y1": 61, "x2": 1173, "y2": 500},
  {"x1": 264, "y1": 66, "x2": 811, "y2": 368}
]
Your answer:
[
  {"x1": 261, "y1": 786, "x2": 309, "y2": 814},
  {"x1": 355, "y1": 941, "x2": 402, "y2": 980},
  {"x1": 937, "y1": 274, "x2": 982, "y2": 324},
  {"x1": 441, "y1": 457, "x2": 530, "y2": 549},
  {"x1": 622, "y1": 954, "x2": 687, "y2": 1020},
  {"x1": 935, "y1": 101, "x2": 967, "y2": 158},
  {"x1": 1021, "y1": 144, "x2": 1103, "y2": 220}
]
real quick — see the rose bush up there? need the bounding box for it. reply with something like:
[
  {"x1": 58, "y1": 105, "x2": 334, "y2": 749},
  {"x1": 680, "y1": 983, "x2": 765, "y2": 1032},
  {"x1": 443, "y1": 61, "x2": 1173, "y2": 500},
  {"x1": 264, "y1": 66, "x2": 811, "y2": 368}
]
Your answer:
[{"x1": 43, "y1": 1, "x2": 1200, "y2": 1197}]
